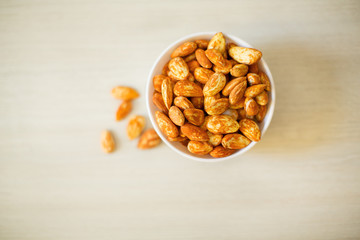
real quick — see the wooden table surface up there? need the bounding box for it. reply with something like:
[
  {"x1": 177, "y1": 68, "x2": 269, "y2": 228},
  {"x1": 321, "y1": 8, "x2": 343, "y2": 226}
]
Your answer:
[{"x1": 1, "y1": 0, "x2": 360, "y2": 239}]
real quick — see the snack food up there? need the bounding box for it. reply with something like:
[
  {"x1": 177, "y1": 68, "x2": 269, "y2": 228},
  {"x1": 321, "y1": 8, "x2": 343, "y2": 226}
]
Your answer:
[
  {"x1": 137, "y1": 129, "x2": 161, "y2": 149},
  {"x1": 127, "y1": 115, "x2": 146, "y2": 140},
  {"x1": 152, "y1": 32, "x2": 271, "y2": 157},
  {"x1": 101, "y1": 130, "x2": 116, "y2": 153}
]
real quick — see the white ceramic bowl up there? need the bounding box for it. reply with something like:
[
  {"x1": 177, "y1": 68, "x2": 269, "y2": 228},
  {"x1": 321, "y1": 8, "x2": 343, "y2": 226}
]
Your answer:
[{"x1": 146, "y1": 32, "x2": 275, "y2": 162}]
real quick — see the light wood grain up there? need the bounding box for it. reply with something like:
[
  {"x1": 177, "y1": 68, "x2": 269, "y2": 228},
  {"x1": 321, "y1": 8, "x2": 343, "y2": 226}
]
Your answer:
[{"x1": 1, "y1": 0, "x2": 360, "y2": 239}]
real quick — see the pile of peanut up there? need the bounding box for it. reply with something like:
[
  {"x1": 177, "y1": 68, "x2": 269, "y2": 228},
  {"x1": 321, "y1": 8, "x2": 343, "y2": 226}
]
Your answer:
[
  {"x1": 101, "y1": 87, "x2": 161, "y2": 153},
  {"x1": 152, "y1": 32, "x2": 271, "y2": 158}
]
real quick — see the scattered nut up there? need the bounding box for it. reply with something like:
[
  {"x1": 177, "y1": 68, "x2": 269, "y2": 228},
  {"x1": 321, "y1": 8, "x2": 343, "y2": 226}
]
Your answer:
[
  {"x1": 101, "y1": 130, "x2": 115, "y2": 153},
  {"x1": 127, "y1": 115, "x2": 146, "y2": 140},
  {"x1": 138, "y1": 129, "x2": 161, "y2": 149}
]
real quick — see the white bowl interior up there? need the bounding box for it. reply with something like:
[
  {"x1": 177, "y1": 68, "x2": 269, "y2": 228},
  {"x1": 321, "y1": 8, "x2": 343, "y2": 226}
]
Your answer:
[{"x1": 146, "y1": 32, "x2": 275, "y2": 162}]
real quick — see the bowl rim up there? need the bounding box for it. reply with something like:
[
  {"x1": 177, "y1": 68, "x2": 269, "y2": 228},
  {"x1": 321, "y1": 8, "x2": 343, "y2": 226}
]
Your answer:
[{"x1": 146, "y1": 32, "x2": 276, "y2": 162}]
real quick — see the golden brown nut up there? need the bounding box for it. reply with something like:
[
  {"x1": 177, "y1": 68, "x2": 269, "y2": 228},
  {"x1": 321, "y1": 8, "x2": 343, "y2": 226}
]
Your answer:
[
  {"x1": 171, "y1": 42, "x2": 197, "y2": 58},
  {"x1": 155, "y1": 111, "x2": 179, "y2": 138},
  {"x1": 161, "y1": 77, "x2": 173, "y2": 110},
  {"x1": 187, "y1": 60, "x2": 201, "y2": 73},
  {"x1": 229, "y1": 81, "x2": 247, "y2": 108},
  {"x1": 222, "y1": 77, "x2": 246, "y2": 96},
  {"x1": 229, "y1": 47, "x2": 262, "y2": 65},
  {"x1": 244, "y1": 97, "x2": 260, "y2": 116},
  {"x1": 195, "y1": 49, "x2": 212, "y2": 68},
  {"x1": 230, "y1": 64, "x2": 248, "y2": 77},
  {"x1": 169, "y1": 106, "x2": 185, "y2": 126},
  {"x1": 210, "y1": 146, "x2": 236, "y2": 158},
  {"x1": 207, "y1": 32, "x2": 226, "y2": 57},
  {"x1": 205, "y1": 49, "x2": 226, "y2": 67},
  {"x1": 194, "y1": 67, "x2": 214, "y2": 84},
  {"x1": 248, "y1": 63, "x2": 259, "y2": 74},
  {"x1": 174, "y1": 96, "x2": 194, "y2": 110},
  {"x1": 111, "y1": 86, "x2": 139, "y2": 100},
  {"x1": 183, "y1": 108, "x2": 205, "y2": 126},
  {"x1": 256, "y1": 105, "x2": 267, "y2": 123},
  {"x1": 207, "y1": 115, "x2": 239, "y2": 134},
  {"x1": 244, "y1": 84, "x2": 266, "y2": 98},
  {"x1": 153, "y1": 75, "x2": 170, "y2": 92},
  {"x1": 259, "y1": 71, "x2": 271, "y2": 91},
  {"x1": 207, "y1": 131, "x2": 223, "y2": 146},
  {"x1": 101, "y1": 130, "x2": 115, "y2": 153},
  {"x1": 188, "y1": 141, "x2": 213, "y2": 155},
  {"x1": 221, "y1": 133, "x2": 251, "y2": 149},
  {"x1": 116, "y1": 101, "x2": 132, "y2": 121},
  {"x1": 153, "y1": 92, "x2": 168, "y2": 114},
  {"x1": 127, "y1": 115, "x2": 146, "y2": 140},
  {"x1": 181, "y1": 123, "x2": 209, "y2": 141},
  {"x1": 203, "y1": 73, "x2": 227, "y2": 97},
  {"x1": 247, "y1": 73, "x2": 261, "y2": 86},
  {"x1": 190, "y1": 97, "x2": 204, "y2": 109},
  {"x1": 138, "y1": 129, "x2": 161, "y2": 149},
  {"x1": 173, "y1": 80, "x2": 203, "y2": 97},
  {"x1": 195, "y1": 39, "x2": 209, "y2": 49},
  {"x1": 239, "y1": 118, "x2": 261, "y2": 142},
  {"x1": 168, "y1": 57, "x2": 190, "y2": 80},
  {"x1": 255, "y1": 91, "x2": 268, "y2": 105}
]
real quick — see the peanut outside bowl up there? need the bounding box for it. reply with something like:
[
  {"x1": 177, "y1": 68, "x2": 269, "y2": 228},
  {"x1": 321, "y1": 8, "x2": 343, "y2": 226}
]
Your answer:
[{"x1": 146, "y1": 32, "x2": 275, "y2": 162}]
